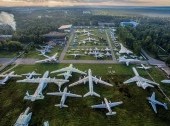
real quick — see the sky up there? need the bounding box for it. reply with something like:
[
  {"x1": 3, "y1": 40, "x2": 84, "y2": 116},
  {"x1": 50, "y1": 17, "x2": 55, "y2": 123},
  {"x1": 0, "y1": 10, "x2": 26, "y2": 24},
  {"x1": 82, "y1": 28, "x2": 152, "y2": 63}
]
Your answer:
[{"x1": 0, "y1": 0, "x2": 170, "y2": 7}]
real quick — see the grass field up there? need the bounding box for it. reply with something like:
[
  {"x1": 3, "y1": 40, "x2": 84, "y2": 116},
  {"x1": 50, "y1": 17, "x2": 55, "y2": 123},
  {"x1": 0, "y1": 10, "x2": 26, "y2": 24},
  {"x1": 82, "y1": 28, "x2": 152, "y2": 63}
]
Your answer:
[{"x1": 0, "y1": 63, "x2": 170, "y2": 126}]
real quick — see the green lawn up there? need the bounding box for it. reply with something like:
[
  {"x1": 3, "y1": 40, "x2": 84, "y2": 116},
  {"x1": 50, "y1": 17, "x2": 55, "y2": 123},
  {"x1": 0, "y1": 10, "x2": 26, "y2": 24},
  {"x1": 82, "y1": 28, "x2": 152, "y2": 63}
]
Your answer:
[
  {"x1": 0, "y1": 64, "x2": 170, "y2": 126},
  {"x1": 0, "y1": 51, "x2": 18, "y2": 58}
]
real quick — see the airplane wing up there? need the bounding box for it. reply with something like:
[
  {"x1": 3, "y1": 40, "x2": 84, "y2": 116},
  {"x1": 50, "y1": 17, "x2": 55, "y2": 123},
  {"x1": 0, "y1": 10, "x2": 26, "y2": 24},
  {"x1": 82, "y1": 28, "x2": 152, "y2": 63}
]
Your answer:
[
  {"x1": 17, "y1": 78, "x2": 42, "y2": 83},
  {"x1": 65, "y1": 93, "x2": 82, "y2": 97},
  {"x1": 51, "y1": 67, "x2": 69, "y2": 73},
  {"x1": 35, "y1": 59, "x2": 49, "y2": 63},
  {"x1": 42, "y1": 54, "x2": 50, "y2": 58},
  {"x1": 92, "y1": 77, "x2": 113, "y2": 86},
  {"x1": 69, "y1": 77, "x2": 89, "y2": 87},
  {"x1": 123, "y1": 76, "x2": 138, "y2": 84},
  {"x1": 108, "y1": 101, "x2": 123, "y2": 108},
  {"x1": 151, "y1": 92, "x2": 155, "y2": 99},
  {"x1": 150, "y1": 102, "x2": 157, "y2": 113},
  {"x1": 70, "y1": 68, "x2": 86, "y2": 74},
  {"x1": 141, "y1": 82, "x2": 154, "y2": 89},
  {"x1": 91, "y1": 104, "x2": 106, "y2": 109},
  {"x1": 44, "y1": 78, "x2": 69, "y2": 84},
  {"x1": 8, "y1": 74, "x2": 22, "y2": 77},
  {"x1": 139, "y1": 77, "x2": 159, "y2": 85},
  {"x1": 47, "y1": 92, "x2": 64, "y2": 96}
]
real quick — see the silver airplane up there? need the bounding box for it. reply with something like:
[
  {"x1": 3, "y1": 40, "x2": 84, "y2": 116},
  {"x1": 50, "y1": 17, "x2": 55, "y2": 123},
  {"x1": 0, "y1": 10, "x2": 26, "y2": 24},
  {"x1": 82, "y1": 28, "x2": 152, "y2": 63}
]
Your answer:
[
  {"x1": 47, "y1": 87, "x2": 82, "y2": 108},
  {"x1": 35, "y1": 53, "x2": 58, "y2": 63},
  {"x1": 91, "y1": 98, "x2": 123, "y2": 116},
  {"x1": 0, "y1": 71, "x2": 21, "y2": 85},
  {"x1": 147, "y1": 92, "x2": 168, "y2": 113},
  {"x1": 161, "y1": 80, "x2": 170, "y2": 84},
  {"x1": 83, "y1": 37, "x2": 98, "y2": 42},
  {"x1": 17, "y1": 71, "x2": 68, "y2": 101},
  {"x1": 67, "y1": 53, "x2": 85, "y2": 59},
  {"x1": 124, "y1": 67, "x2": 159, "y2": 89},
  {"x1": 82, "y1": 32, "x2": 95, "y2": 37},
  {"x1": 105, "y1": 52, "x2": 112, "y2": 57},
  {"x1": 51, "y1": 64, "x2": 86, "y2": 80},
  {"x1": 69, "y1": 69, "x2": 113, "y2": 97},
  {"x1": 118, "y1": 56, "x2": 141, "y2": 66},
  {"x1": 137, "y1": 64, "x2": 151, "y2": 70},
  {"x1": 14, "y1": 107, "x2": 32, "y2": 126},
  {"x1": 21, "y1": 71, "x2": 41, "y2": 79}
]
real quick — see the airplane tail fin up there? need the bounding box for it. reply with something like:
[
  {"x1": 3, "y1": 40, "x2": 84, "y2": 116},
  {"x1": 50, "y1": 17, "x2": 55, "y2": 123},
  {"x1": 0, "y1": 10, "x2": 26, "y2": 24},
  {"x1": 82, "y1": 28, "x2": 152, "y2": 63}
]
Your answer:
[
  {"x1": 163, "y1": 103, "x2": 168, "y2": 110},
  {"x1": 106, "y1": 112, "x2": 116, "y2": 116},
  {"x1": 24, "y1": 91, "x2": 44, "y2": 101},
  {"x1": 83, "y1": 91, "x2": 100, "y2": 97},
  {"x1": 55, "y1": 104, "x2": 68, "y2": 108}
]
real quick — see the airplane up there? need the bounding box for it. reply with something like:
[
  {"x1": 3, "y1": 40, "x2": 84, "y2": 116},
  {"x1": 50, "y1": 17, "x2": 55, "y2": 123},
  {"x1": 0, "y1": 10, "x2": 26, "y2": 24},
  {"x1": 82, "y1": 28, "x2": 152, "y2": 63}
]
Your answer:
[
  {"x1": 36, "y1": 48, "x2": 50, "y2": 55},
  {"x1": 136, "y1": 64, "x2": 151, "y2": 70},
  {"x1": 43, "y1": 121, "x2": 49, "y2": 126},
  {"x1": 91, "y1": 98, "x2": 123, "y2": 116},
  {"x1": 147, "y1": 92, "x2": 168, "y2": 113},
  {"x1": 124, "y1": 67, "x2": 159, "y2": 89},
  {"x1": 0, "y1": 71, "x2": 21, "y2": 85},
  {"x1": 47, "y1": 87, "x2": 82, "y2": 108},
  {"x1": 105, "y1": 52, "x2": 112, "y2": 57},
  {"x1": 67, "y1": 53, "x2": 85, "y2": 59},
  {"x1": 69, "y1": 69, "x2": 113, "y2": 97},
  {"x1": 78, "y1": 40, "x2": 87, "y2": 45},
  {"x1": 119, "y1": 43, "x2": 133, "y2": 54},
  {"x1": 17, "y1": 71, "x2": 68, "y2": 101},
  {"x1": 14, "y1": 107, "x2": 32, "y2": 126},
  {"x1": 35, "y1": 53, "x2": 58, "y2": 63},
  {"x1": 51, "y1": 64, "x2": 86, "y2": 80},
  {"x1": 105, "y1": 47, "x2": 111, "y2": 52},
  {"x1": 82, "y1": 32, "x2": 95, "y2": 37},
  {"x1": 21, "y1": 71, "x2": 41, "y2": 79},
  {"x1": 161, "y1": 80, "x2": 170, "y2": 84},
  {"x1": 94, "y1": 53, "x2": 104, "y2": 59},
  {"x1": 118, "y1": 56, "x2": 141, "y2": 66},
  {"x1": 83, "y1": 37, "x2": 98, "y2": 42}
]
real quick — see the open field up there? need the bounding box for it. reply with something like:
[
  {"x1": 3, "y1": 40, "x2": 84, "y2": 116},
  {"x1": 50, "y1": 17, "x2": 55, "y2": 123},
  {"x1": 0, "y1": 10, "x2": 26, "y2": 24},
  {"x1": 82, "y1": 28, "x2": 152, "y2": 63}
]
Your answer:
[{"x1": 0, "y1": 63, "x2": 170, "y2": 126}]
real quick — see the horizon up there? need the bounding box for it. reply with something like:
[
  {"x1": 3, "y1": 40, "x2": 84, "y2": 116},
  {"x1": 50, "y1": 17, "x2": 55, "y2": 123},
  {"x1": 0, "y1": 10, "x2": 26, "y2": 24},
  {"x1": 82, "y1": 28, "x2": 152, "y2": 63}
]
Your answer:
[{"x1": 0, "y1": 0, "x2": 170, "y2": 7}]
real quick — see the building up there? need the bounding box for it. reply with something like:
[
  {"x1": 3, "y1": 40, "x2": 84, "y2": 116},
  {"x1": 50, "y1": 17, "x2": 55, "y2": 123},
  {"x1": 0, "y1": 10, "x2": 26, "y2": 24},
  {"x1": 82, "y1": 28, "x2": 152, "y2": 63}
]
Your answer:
[
  {"x1": 42, "y1": 31, "x2": 67, "y2": 46},
  {"x1": 120, "y1": 21, "x2": 139, "y2": 28},
  {"x1": 58, "y1": 24, "x2": 72, "y2": 32}
]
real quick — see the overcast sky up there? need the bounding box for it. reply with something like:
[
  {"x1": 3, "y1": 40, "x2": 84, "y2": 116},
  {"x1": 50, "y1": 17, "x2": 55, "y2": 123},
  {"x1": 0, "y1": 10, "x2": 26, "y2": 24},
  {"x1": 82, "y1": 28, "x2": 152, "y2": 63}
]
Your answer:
[{"x1": 0, "y1": 0, "x2": 170, "y2": 7}]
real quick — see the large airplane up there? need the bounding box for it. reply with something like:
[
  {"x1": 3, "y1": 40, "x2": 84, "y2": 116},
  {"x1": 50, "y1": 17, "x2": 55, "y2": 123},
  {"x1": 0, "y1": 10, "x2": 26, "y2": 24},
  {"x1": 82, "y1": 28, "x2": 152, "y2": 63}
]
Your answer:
[
  {"x1": 118, "y1": 56, "x2": 141, "y2": 66},
  {"x1": 119, "y1": 43, "x2": 133, "y2": 54},
  {"x1": 14, "y1": 107, "x2": 32, "y2": 126},
  {"x1": 35, "y1": 53, "x2": 58, "y2": 63},
  {"x1": 47, "y1": 87, "x2": 82, "y2": 108},
  {"x1": 69, "y1": 69, "x2": 113, "y2": 97},
  {"x1": 51, "y1": 64, "x2": 86, "y2": 80},
  {"x1": 136, "y1": 64, "x2": 151, "y2": 70},
  {"x1": 161, "y1": 80, "x2": 170, "y2": 84},
  {"x1": 21, "y1": 71, "x2": 41, "y2": 79},
  {"x1": 124, "y1": 67, "x2": 159, "y2": 89},
  {"x1": 17, "y1": 71, "x2": 68, "y2": 101},
  {"x1": 91, "y1": 98, "x2": 123, "y2": 116},
  {"x1": 0, "y1": 71, "x2": 21, "y2": 85},
  {"x1": 67, "y1": 53, "x2": 85, "y2": 59},
  {"x1": 147, "y1": 92, "x2": 168, "y2": 113}
]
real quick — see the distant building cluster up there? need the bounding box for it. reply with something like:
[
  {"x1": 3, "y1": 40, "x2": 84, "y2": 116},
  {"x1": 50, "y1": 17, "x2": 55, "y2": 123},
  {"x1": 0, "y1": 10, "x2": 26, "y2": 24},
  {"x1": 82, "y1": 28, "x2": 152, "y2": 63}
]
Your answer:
[{"x1": 120, "y1": 21, "x2": 139, "y2": 28}]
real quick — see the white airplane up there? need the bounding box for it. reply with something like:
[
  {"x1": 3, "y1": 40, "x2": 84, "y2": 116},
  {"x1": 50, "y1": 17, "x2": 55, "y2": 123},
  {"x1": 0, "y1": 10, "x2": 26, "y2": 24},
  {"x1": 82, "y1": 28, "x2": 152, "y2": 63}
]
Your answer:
[
  {"x1": 105, "y1": 47, "x2": 111, "y2": 52},
  {"x1": 14, "y1": 107, "x2": 32, "y2": 126},
  {"x1": 82, "y1": 32, "x2": 95, "y2": 37},
  {"x1": 43, "y1": 121, "x2": 49, "y2": 126},
  {"x1": 119, "y1": 43, "x2": 133, "y2": 54},
  {"x1": 147, "y1": 92, "x2": 168, "y2": 113},
  {"x1": 137, "y1": 64, "x2": 151, "y2": 70},
  {"x1": 0, "y1": 71, "x2": 21, "y2": 85},
  {"x1": 161, "y1": 80, "x2": 170, "y2": 84},
  {"x1": 91, "y1": 98, "x2": 123, "y2": 116},
  {"x1": 69, "y1": 69, "x2": 113, "y2": 97},
  {"x1": 36, "y1": 48, "x2": 50, "y2": 55},
  {"x1": 83, "y1": 37, "x2": 98, "y2": 42},
  {"x1": 51, "y1": 64, "x2": 86, "y2": 80},
  {"x1": 35, "y1": 53, "x2": 58, "y2": 63},
  {"x1": 21, "y1": 71, "x2": 41, "y2": 79},
  {"x1": 105, "y1": 52, "x2": 112, "y2": 57},
  {"x1": 94, "y1": 53, "x2": 104, "y2": 59},
  {"x1": 124, "y1": 67, "x2": 159, "y2": 89},
  {"x1": 67, "y1": 53, "x2": 85, "y2": 59},
  {"x1": 47, "y1": 87, "x2": 82, "y2": 108},
  {"x1": 17, "y1": 71, "x2": 68, "y2": 101},
  {"x1": 78, "y1": 41, "x2": 87, "y2": 45},
  {"x1": 118, "y1": 56, "x2": 141, "y2": 66}
]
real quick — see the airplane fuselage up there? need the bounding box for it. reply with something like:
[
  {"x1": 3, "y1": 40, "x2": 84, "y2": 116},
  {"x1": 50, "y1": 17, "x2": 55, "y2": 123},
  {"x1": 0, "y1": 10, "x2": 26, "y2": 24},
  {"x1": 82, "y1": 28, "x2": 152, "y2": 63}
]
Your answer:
[
  {"x1": 88, "y1": 69, "x2": 94, "y2": 94},
  {"x1": 60, "y1": 88, "x2": 68, "y2": 106},
  {"x1": 104, "y1": 98, "x2": 112, "y2": 113}
]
